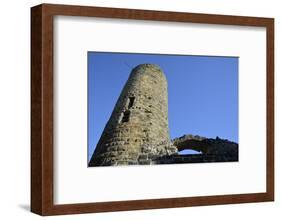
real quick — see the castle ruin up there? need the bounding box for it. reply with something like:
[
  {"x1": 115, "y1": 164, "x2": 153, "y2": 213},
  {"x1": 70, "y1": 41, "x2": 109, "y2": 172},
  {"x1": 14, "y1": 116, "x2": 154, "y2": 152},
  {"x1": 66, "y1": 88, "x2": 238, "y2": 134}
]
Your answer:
[{"x1": 88, "y1": 64, "x2": 238, "y2": 167}]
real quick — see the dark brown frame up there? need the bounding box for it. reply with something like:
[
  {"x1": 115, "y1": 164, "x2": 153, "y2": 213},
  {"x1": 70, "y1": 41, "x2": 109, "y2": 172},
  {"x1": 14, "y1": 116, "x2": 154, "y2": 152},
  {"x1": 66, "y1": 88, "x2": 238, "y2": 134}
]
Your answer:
[{"x1": 31, "y1": 3, "x2": 274, "y2": 216}]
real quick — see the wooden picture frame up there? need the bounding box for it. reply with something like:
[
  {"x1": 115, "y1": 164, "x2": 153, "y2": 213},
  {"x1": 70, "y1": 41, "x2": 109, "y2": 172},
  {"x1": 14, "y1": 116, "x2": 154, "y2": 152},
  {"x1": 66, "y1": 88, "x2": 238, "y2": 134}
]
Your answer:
[{"x1": 31, "y1": 3, "x2": 274, "y2": 216}]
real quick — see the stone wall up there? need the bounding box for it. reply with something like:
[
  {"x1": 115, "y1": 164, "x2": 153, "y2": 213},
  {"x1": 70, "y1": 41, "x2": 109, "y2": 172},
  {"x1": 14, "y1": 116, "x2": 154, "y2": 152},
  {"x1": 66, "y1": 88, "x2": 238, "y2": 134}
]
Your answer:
[
  {"x1": 163, "y1": 134, "x2": 238, "y2": 164},
  {"x1": 88, "y1": 64, "x2": 238, "y2": 167},
  {"x1": 89, "y1": 64, "x2": 177, "y2": 166}
]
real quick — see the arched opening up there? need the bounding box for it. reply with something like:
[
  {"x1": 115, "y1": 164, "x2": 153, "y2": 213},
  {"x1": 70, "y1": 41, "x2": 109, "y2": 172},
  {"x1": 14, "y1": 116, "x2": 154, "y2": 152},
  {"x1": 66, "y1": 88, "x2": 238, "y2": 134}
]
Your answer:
[
  {"x1": 173, "y1": 138, "x2": 209, "y2": 154},
  {"x1": 178, "y1": 149, "x2": 202, "y2": 155}
]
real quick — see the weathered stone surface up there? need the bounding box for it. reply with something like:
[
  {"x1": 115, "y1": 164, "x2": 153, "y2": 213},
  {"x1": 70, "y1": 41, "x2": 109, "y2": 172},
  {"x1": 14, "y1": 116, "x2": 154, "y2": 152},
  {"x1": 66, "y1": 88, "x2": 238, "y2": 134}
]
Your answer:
[
  {"x1": 89, "y1": 64, "x2": 178, "y2": 167},
  {"x1": 166, "y1": 134, "x2": 238, "y2": 164},
  {"x1": 88, "y1": 64, "x2": 238, "y2": 167}
]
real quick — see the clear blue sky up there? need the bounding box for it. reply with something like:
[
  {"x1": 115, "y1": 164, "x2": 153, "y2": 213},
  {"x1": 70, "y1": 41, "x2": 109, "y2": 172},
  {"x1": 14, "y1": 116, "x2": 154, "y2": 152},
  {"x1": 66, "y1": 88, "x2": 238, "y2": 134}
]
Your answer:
[{"x1": 88, "y1": 52, "x2": 238, "y2": 161}]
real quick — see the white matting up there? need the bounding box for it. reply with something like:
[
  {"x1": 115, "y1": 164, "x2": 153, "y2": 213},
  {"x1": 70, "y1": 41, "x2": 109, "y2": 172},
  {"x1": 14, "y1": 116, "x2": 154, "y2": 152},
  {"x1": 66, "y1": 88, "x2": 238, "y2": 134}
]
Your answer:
[{"x1": 53, "y1": 16, "x2": 266, "y2": 204}]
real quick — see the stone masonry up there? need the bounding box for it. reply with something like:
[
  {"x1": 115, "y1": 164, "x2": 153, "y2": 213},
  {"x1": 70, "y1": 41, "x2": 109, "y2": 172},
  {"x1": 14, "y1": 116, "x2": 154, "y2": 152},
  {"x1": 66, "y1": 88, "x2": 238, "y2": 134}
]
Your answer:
[
  {"x1": 88, "y1": 63, "x2": 238, "y2": 167},
  {"x1": 88, "y1": 64, "x2": 178, "y2": 166}
]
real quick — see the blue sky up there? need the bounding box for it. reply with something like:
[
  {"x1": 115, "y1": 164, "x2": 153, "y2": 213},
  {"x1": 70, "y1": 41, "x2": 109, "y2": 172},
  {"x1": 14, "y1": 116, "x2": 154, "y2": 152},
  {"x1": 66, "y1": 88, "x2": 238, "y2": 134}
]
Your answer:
[{"x1": 88, "y1": 52, "x2": 238, "y2": 161}]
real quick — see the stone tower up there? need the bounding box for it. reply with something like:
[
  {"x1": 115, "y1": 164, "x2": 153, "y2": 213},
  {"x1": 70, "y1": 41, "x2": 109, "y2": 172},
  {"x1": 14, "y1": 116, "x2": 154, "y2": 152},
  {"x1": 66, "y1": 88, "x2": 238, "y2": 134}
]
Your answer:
[{"x1": 89, "y1": 64, "x2": 177, "y2": 166}]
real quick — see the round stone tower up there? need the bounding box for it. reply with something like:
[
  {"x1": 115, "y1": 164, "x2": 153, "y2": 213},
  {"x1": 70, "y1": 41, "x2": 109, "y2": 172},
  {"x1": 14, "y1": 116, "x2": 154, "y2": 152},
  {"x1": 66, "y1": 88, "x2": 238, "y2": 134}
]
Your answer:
[{"x1": 89, "y1": 64, "x2": 177, "y2": 166}]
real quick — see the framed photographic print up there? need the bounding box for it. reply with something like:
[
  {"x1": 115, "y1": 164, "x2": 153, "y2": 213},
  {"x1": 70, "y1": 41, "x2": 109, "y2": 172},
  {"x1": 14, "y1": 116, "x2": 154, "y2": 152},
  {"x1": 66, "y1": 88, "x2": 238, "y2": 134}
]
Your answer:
[{"x1": 31, "y1": 3, "x2": 274, "y2": 216}]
